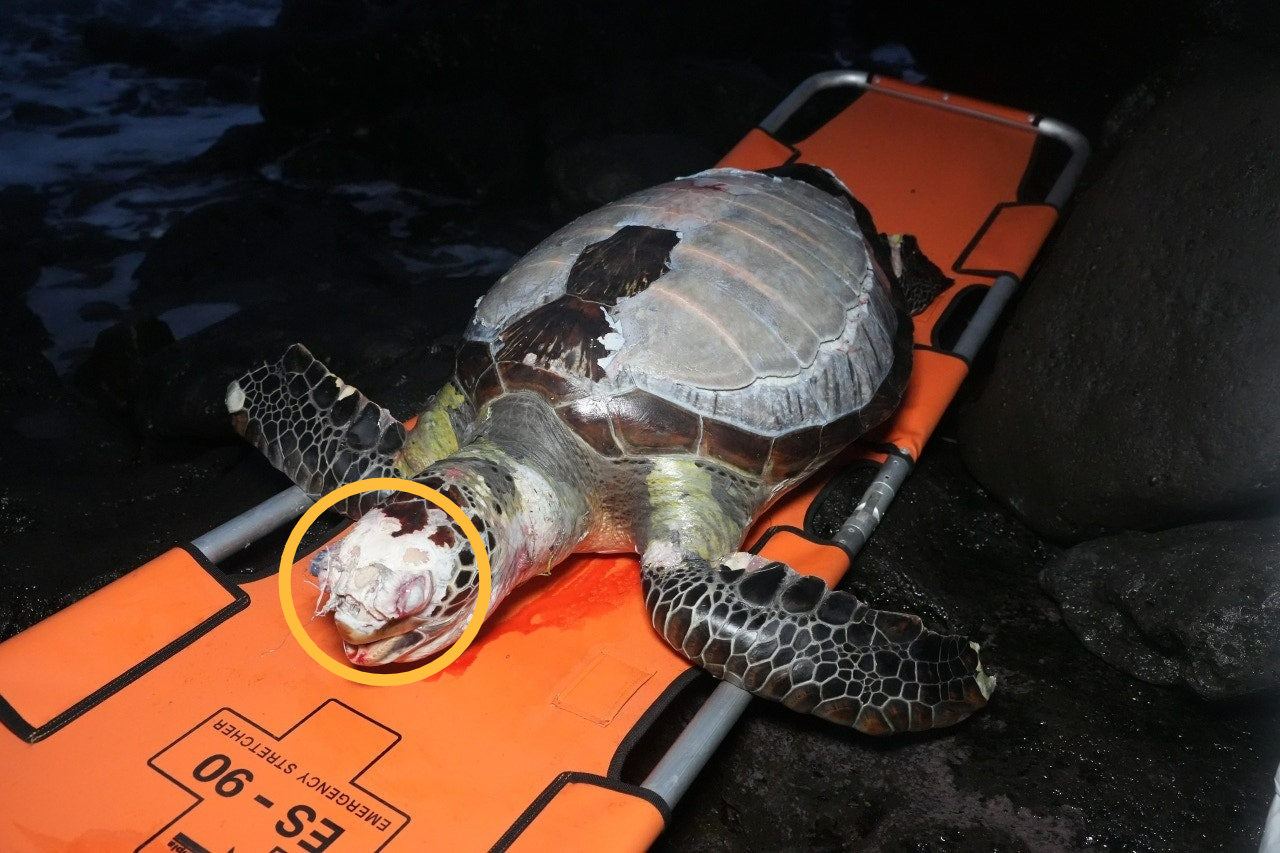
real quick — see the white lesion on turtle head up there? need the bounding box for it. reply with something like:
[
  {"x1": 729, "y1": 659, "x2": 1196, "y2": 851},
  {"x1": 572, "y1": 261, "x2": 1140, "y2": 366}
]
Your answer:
[{"x1": 308, "y1": 503, "x2": 477, "y2": 664}]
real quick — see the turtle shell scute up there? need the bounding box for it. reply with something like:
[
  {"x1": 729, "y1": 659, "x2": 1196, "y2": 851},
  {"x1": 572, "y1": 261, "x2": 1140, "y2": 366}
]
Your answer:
[{"x1": 609, "y1": 389, "x2": 701, "y2": 455}]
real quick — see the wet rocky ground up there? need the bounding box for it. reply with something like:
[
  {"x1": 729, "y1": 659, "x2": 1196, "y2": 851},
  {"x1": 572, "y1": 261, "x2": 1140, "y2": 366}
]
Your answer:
[
  {"x1": 650, "y1": 441, "x2": 1279, "y2": 850},
  {"x1": 1, "y1": 1, "x2": 1278, "y2": 850}
]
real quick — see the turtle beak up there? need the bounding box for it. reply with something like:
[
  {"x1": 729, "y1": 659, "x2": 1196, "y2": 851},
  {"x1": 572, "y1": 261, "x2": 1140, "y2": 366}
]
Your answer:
[
  {"x1": 331, "y1": 599, "x2": 424, "y2": 646},
  {"x1": 332, "y1": 607, "x2": 390, "y2": 645},
  {"x1": 342, "y1": 614, "x2": 471, "y2": 665}
]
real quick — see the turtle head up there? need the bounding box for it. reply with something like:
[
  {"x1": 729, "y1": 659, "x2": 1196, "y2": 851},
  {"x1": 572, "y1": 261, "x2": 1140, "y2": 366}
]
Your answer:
[{"x1": 309, "y1": 493, "x2": 482, "y2": 666}]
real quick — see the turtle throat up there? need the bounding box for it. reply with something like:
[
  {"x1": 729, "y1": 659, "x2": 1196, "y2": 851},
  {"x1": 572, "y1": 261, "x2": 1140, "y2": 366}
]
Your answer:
[{"x1": 417, "y1": 439, "x2": 591, "y2": 607}]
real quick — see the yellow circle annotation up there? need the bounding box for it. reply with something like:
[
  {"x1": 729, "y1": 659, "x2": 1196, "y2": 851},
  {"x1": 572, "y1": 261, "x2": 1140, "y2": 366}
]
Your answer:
[{"x1": 277, "y1": 476, "x2": 492, "y2": 686}]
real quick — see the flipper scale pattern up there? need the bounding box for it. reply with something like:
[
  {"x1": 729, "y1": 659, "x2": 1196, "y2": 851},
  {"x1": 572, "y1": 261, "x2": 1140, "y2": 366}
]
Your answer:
[{"x1": 641, "y1": 556, "x2": 992, "y2": 734}]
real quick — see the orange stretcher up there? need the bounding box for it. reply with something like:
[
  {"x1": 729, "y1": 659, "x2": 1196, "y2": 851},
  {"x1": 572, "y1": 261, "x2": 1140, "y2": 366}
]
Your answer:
[{"x1": 0, "y1": 71, "x2": 1087, "y2": 852}]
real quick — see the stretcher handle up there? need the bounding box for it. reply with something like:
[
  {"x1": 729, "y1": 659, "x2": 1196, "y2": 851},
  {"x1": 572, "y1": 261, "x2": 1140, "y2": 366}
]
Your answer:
[{"x1": 760, "y1": 70, "x2": 1089, "y2": 214}]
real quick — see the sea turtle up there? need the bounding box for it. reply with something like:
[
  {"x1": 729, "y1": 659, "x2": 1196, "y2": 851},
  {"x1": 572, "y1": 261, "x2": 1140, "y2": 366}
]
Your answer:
[{"x1": 227, "y1": 166, "x2": 993, "y2": 734}]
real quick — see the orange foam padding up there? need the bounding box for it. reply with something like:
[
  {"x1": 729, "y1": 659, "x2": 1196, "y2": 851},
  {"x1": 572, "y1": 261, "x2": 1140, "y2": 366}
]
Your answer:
[
  {"x1": 877, "y1": 349, "x2": 970, "y2": 461},
  {"x1": 0, "y1": 547, "x2": 243, "y2": 738},
  {"x1": 502, "y1": 777, "x2": 666, "y2": 853},
  {"x1": 551, "y1": 650, "x2": 656, "y2": 726},
  {"x1": 715, "y1": 127, "x2": 794, "y2": 171},
  {"x1": 0, "y1": 547, "x2": 691, "y2": 851},
  {"x1": 754, "y1": 528, "x2": 850, "y2": 589},
  {"x1": 955, "y1": 203, "x2": 1059, "y2": 279},
  {"x1": 870, "y1": 75, "x2": 1041, "y2": 127},
  {"x1": 795, "y1": 81, "x2": 1040, "y2": 267}
]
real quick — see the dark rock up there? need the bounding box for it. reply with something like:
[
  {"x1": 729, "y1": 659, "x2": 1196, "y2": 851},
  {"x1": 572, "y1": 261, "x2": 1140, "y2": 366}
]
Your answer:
[
  {"x1": 0, "y1": 185, "x2": 50, "y2": 258},
  {"x1": 808, "y1": 457, "x2": 1047, "y2": 636},
  {"x1": 78, "y1": 301, "x2": 125, "y2": 323},
  {"x1": 192, "y1": 123, "x2": 297, "y2": 173},
  {"x1": 536, "y1": 57, "x2": 786, "y2": 204},
  {"x1": 10, "y1": 100, "x2": 88, "y2": 126},
  {"x1": 56, "y1": 122, "x2": 121, "y2": 138},
  {"x1": 73, "y1": 316, "x2": 177, "y2": 415},
  {"x1": 128, "y1": 272, "x2": 478, "y2": 442},
  {"x1": 0, "y1": 489, "x2": 38, "y2": 538},
  {"x1": 959, "y1": 41, "x2": 1280, "y2": 542},
  {"x1": 80, "y1": 17, "x2": 268, "y2": 93},
  {"x1": 256, "y1": 3, "x2": 790, "y2": 202},
  {"x1": 274, "y1": 130, "x2": 386, "y2": 185},
  {"x1": 368, "y1": 94, "x2": 533, "y2": 198},
  {"x1": 545, "y1": 133, "x2": 714, "y2": 216},
  {"x1": 81, "y1": 17, "x2": 181, "y2": 70},
  {"x1": 259, "y1": 0, "x2": 596, "y2": 128},
  {"x1": 1041, "y1": 516, "x2": 1280, "y2": 698},
  {"x1": 204, "y1": 63, "x2": 259, "y2": 103},
  {"x1": 109, "y1": 80, "x2": 205, "y2": 117},
  {"x1": 271, "y1": 93, "x2": 534, "y2": 198},
  {"x1": 586, "y1": 56, "x2": 788, "y2": 156},
  {"x1": 132, "y1": 185, "x2": 401, "y2": 304},
  {"x1": 0, "y1": 186, "x2": 53, "y2": 400}
]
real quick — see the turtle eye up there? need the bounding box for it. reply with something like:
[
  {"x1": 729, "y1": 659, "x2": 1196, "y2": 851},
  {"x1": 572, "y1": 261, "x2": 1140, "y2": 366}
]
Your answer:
[{"x1": 393, "y1": 574, "x2": 432, "y2": 619}]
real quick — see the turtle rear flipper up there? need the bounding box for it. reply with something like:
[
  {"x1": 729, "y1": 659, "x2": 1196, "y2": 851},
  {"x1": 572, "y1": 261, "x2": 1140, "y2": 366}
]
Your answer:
[
  {"x1": 641, "y1": 554, "x2": 993, "y2": 734},
  {"x1": 227, "y1": 344, "x2": 405, "y2": 518}
]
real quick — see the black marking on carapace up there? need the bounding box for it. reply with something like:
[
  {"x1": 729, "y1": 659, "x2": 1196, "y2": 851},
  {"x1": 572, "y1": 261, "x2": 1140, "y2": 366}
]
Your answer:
[
  {"x1": 567, "y1": 225, "x2": 680, "y2": 305},
  {"x1": 497, "y1": 295, "x2": 612, "y2": 383}
]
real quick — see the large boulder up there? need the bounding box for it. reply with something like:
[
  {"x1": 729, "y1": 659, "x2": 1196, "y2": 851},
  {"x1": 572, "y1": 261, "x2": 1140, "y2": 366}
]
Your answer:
[
  {"x1": 1041, "y1": 516, "x2": 1280, "y2": 698},
  {"x1": 132, "y1": 185, "x2": 400, "y2": 304},
  {"x1": 959, "y1": 41, "x2": 1280, "y2": 543}
]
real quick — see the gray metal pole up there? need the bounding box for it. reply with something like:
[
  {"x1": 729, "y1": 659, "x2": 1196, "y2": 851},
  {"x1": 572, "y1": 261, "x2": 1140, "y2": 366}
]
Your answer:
[
  {"x1": 640, "y1": 682, "x2": 754, "y2": 807},
  {"x1": 190, "y1": 486, "x2": 314, "y2": 563}
]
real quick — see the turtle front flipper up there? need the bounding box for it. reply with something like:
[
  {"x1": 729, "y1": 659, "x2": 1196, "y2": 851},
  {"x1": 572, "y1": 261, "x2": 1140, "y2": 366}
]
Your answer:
[
  {"x1": 641, "y1": 554, "x2": 993, "y2": 734},
  {"x1": 226, "y1": 344, "x2": 408, "y2": 518}
]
